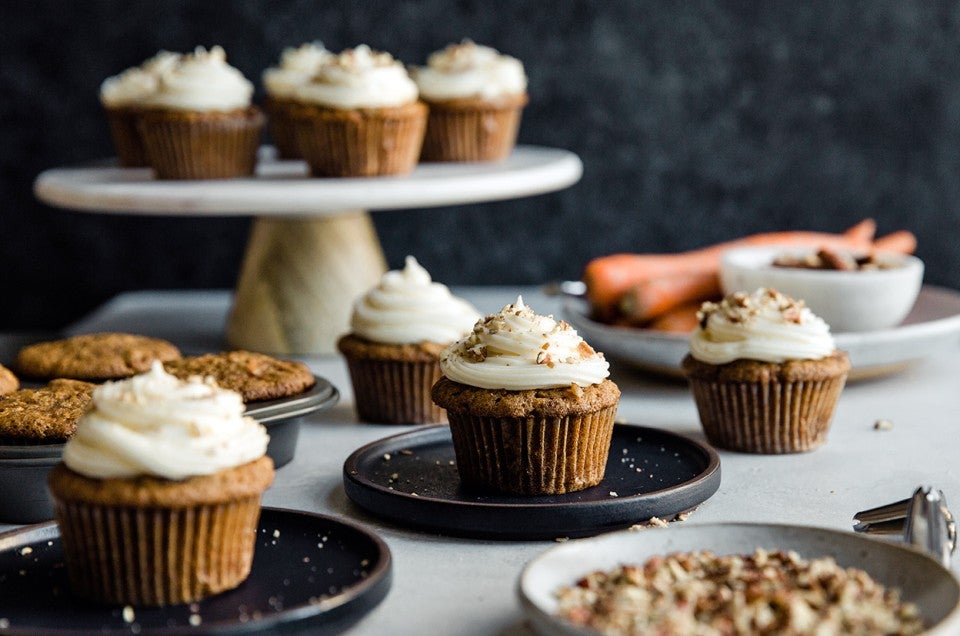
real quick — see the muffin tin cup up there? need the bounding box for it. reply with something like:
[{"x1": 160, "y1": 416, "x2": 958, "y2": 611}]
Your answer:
[
  {"x1": 137, "y1": 106, "x2": 265, "y2": 180},
  {"x1": 420, "y1": 94, "x2": 527, "y2": 162},
  {"x1": 445, "y1": 405, "x2": 618, "y2": 496},
  {"x1": 291, "y1": 101, "x2": 428, "y2": 177},
  {"x1": 343, "y1": 357, "x2": 446, "y2": 425},
  {"x1": 687, "y1": 374, "x2": 848, "y2": 454}
]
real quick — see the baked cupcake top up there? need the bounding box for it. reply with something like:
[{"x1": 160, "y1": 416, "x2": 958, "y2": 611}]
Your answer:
[
  {"x1": 689, "y1": 287, "x2": 836, "y2": 365},
  {"x1": 142, "y1": 46, "x2": 254, "y2": 112},
  {"x1": 15, "y1": 332, "x2": 182, "y2": 381},
  {"x1": 440, "y1": 296, "x2": 610, "y2": 390},
  {"x1": 163, "y1": 350, "x2": 315, "y2": 402},
  {"x1": 293, "y1": 44, "x2": 419, "y2": 109},
  {"x1": 413, "y1": 40, "x2": 527, "y2": 101},
  {"x1": 99, "y1": 50, "x2": 180, "y2": 107},
  {"x1": 0, "y1": 379, "x2": 95, "y2": 443},
  {"x1": 262, "y1": 41, "x2": 332, "y2": 98},
  {"x1": 349, "y1": 256, "x2": 480, "y2": 345},
  {"x1": 62, "y1": 362, "x2": 268, "y2": 480}
]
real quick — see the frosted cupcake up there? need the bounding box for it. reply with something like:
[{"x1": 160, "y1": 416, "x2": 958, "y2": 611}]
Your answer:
[
  {"x1": 48, "y1": 362, "x2": 274, "y2": 606},
  {"x1": 262, "y1": 42, "x2": 332, "y2": 158},
  {"x1": 337, "y1": 256, "x2": 479, "y2": 423},
  {"x1": 413, "y1": 40, "x2": 528, "y2": 162},
  {"x1": 290, "y1": 45, "x2": 427, "y2": 176},
  {"x1": 432, "y1": 297, "x2": 620, "y2": 495},
  {"x1": 682, "y1": 288, "x2": 850, "y2": 454},
  {"x1": 99, "y1": 50, "x2": 179, "y2": 166},
  {"x1": 137, "y1": 46, "x2": 264, "y2": 179}
]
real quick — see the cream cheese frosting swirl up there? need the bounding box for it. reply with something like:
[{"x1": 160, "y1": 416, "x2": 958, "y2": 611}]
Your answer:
[
  {"x1": 350, "y1": 256, "x2": 480, "y2": 344},
  {"x1": 262, "y1": 42, "x2": 332, "y2": 98},
  {"x1": 63, "y1": 362, "x2": 268, "y2": 481},
  {"x1": 440, "y1": 296, "x2": 610, "y2": 390},
  {"x1": 143, "y1": 46, "x2": 254, "y2": 112},
  {"x1": 99, "y1": 50, "x2": 180, "y2": 107},
  {"x1": 689, "y1": 288, "x2": 836, "y2": 365},
  {"x1": 293, "y1": 44, "x2": 419, "y2": 109},
  {"x1": 413, "y1": 40, "x2": 527, "y2": 101}
]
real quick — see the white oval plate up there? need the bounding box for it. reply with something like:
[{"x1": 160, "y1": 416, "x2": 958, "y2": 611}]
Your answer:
[
  {"x1": 519, "y1": 522, "x2": 960, "y2": 635},
  {"x1": 563, "y1": 285, "x2": 960, "y2": 381}
]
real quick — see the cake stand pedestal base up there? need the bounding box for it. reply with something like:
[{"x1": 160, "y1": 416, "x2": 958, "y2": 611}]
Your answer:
[{"x1": 226, "y1": 211, "x2": 386, "y2": 355}]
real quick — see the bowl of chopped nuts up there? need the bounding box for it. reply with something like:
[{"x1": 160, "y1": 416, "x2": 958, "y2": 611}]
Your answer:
[
  {"x1": 719, "y1": 246, "x2": 924, "y2": 332},
  {"x1": 519, "y1": 523, "x2": 960, "y2": 635}
]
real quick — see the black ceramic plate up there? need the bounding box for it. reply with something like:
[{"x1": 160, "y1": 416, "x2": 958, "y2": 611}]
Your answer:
[
  {"x1": 343, "y1": 424, "x2": 721, "y2": 540},
  {"x1": 0, "y1": 507, "x2": 391, "y2": 635}
]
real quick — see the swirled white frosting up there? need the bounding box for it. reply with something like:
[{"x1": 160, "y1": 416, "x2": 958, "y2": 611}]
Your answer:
[
  {"x1": 100, "y1": 50, "x2": 180, "y2": 107},
  {"x1": 351, "y1": 256, "x2": 480, "y2": 344},
  {"x1": 689, "y1": 288, "x2": 837, "y2": 365},
  {"x1": 63, "y1": 362, "x2": 269, "y2": 481},
  {"x1": 440, "y1": 296, "x2": 610, "y2": 390},
  {"x1": 143, "y1": 46, "x2": 254, "y2": 112},
  {"x1": 413, "y1": 40, "x2": 527, "y2": 101},
  {"x1": 293, "y1": 45, "x2": 419, "y2": 109},
  {"x1": 263, "y1": 42, "x2": 332, "y2": 98}
]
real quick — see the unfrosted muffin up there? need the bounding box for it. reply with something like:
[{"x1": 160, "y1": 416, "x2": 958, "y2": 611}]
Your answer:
[
  {"x1": 15, "y1": 332, "x2": 181, "y2": 382},
  {"x1": 413, "y1": 40, "x2": 528, "y2": 162},
  {"x1": 289, "y1": 45, "x2": 427, "y2": 176},
  {"x1": 99, "y1": 50, "x2": 180, "y2": 166},
  {"x1": 432, "y1": 297, "x2": 620, "y2": 496},
  {"x1": 262, "y1": 42, "x2": 332, "y2": 159},
  {"x1": 163, "y1": 349, "x2": 315, "y2": 402},
  {"x1": 682, "y1": 287, "x2": 850, "y2": 454},
  {"x1": 337, "y1": 256, "x2": 479, "y2": 424},
  {"x1": 48, "y1": 362, "x2": 273, "y2": 606},
  {"x1": 0, "y1": 379, "x2": 94, "y2": 445},
  {"x1": 136, "y1": 46, "x2": 264, "y2": 179},
  {"x1": 0, "y1": 364, "x2": 18, "y2": 396}
]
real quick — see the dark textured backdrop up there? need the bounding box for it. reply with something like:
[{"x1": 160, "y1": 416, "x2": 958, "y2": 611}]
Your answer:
[{"x1": 2, "y1": 1, "x2": 959, "y2": 329}]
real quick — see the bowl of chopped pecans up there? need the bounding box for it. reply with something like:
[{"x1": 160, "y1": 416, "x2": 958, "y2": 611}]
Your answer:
[
  {"x1": 719, "y1": 246, "x2": 924, "y2": 332},
  {"x1": 519, "y1": 522, "x2": 960, "y2": 635}
]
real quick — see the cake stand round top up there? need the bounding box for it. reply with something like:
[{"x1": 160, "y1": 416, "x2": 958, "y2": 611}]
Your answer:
[{"x1": 33, "y1": 145, "x2": 582, "y2": 216}]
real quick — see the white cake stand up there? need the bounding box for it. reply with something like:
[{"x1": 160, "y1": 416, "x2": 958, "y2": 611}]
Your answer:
[{"x1": 34, "y1": 146, "x2": 582, "y2": 354}]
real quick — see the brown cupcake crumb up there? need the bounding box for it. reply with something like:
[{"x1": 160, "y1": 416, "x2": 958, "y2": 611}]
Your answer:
[
  {"x1": 164, "y1": 350, "x2": 315, "y2": 402},
  {"x1": 0, "y1": 379, "x2": 95, "y2": 443},
  {"x1": 0, "y1": 364, "x2": 18, "y2": 395},
  {"x1": 431, "y1": 376, "x2": 621, "y2": 418},
  {"x1": 15, "y1": 333, "x2": 182, "y2": 381}
]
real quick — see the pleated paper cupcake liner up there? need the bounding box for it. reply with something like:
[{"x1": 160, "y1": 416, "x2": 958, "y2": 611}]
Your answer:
[
  {"x1": 420, "y1": 98, "x2": 525, "y2": 162},
  {"x1": 446, "y1": 405, "x2": 617, "y2": 496},
  {"x1": 104, "y1": 106, "x2": 149, "y2": 167},
  {"x1": 345, "y1": 357, "x2": 446, "y2": 424},
  {"x1": 54, "y1": 496, "x2": 262, "y2": 606},
  {"x1": 137, "y1": 108, "x2": 265, "y2": 180},
  {"x1": 292, "y1": 102, "x2": 427, "y2": 177},
  {"x1": 688, "y1": 375, "x2": 848, "y2": 454}
]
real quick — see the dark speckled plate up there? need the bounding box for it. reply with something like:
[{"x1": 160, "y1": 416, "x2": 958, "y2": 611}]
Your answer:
[
  {"x1": 343, "y1": 424, "x2": 721, "y2": 540},
  {"x1": 0, "y1": 507, "x2": 390, "y2": 635}
]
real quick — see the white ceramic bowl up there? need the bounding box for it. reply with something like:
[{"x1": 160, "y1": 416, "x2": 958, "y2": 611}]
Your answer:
[
  {"x1": 519, "y1": 523, "x2": 960, "y2": 635},
  {"x1": 720, "y1": 246, "x2": 924, "y2": 332}
]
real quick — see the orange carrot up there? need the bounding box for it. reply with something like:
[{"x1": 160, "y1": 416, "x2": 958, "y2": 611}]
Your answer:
[
  {"x1": 645, "y1": 300, "x2": 706, "y2": 333},
  {"x1": 872, "y1": 230, "x2": 917, "y2": 254},
  {"x1": 583, "y1": 219, "x2": 883, "y2": 320},
  {"x1": 618, "y1": 271, "x2": 720, "y2": 324}
]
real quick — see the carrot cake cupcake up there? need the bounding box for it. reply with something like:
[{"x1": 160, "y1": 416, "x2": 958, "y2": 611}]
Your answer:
[
  {"x1": 163, "y1": 349, "x2": 315, "y2": 402},
  {"x1": 338, "y1": 256, "x2": 479, "y2": 424},
  {"x1": 682, "y1": 287, "x2": 850, "y2": 453},
  {"x1": 262, "y1": 41, "x2": 332, "y2": 158},
  {"x1": 0, "y1": 379, "x2": 95, "y2": 445},
  {"x1": 432, "y1": 297, "x2": 620, "y2": 495},
  {"x1": 15, "y1": 332, "x2": 181, "y2": 382},
  {"x1": 48, "y1": 362, "x2": 273, "y2": 606},
  {"x1": 413, "y1": 40, "x2": 528, "y2": 161},
  {"x1": 137, "y1": 46, "x2": 264, "y2": 179},
  {"x1": 289, "y1": 45, "x2": 427, "y2": 176},
  {"x1": 99, "y1": 50, "x2": 180, "y2": 166}
]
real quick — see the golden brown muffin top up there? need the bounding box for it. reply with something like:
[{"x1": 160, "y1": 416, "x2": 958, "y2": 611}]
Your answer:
[
  {"x1": 48, "y1": 455, "x2": 274, "y2": 507},
  {"x1": 0, "y1": 364, "x2": 18, "y2": 395},
  {"x1": 431, "y1": 376, "x2": 620, "y2": 418},
  {"x1": 0, "y1": 379, "x2": 95, "y2": 443},
  {"x1": 337, "y1": 333, "x2": 446, "y2": 363},
  {"x1": 681, "y1": 350, "x2": 851, "y2": 384},
  {"x1": 15, "y1": 332, "x2": 182, "y2": 381},
  {"x1": 163, "y1": 350, "x2": 315, "y2": 402}
]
